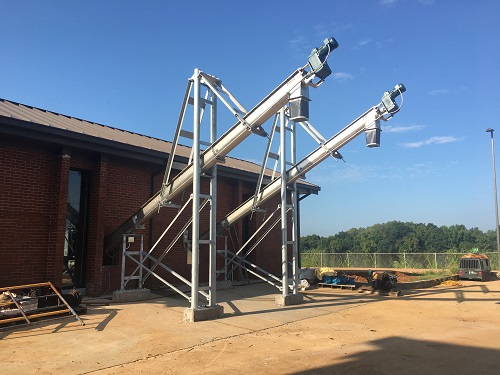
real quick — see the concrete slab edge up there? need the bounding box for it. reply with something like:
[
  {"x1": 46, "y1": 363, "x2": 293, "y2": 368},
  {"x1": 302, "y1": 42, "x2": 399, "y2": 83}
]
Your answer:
[{"x1": 112, "y1": 288, "x2": 151, "y2": 302}]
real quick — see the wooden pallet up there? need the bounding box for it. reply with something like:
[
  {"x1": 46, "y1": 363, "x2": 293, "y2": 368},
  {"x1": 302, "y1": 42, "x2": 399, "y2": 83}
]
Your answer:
[{"x1": 318, "y1": 283, "x2": 356, "y2": 290}]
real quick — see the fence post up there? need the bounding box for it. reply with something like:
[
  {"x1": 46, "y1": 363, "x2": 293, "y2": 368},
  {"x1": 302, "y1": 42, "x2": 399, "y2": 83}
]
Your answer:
[
  {"x1": 320, "y1": 253, "x2": 323, "y2": 268},
  {"x1": 374, "y1": 253, "x2": 377, "y2": 268},
  {"x1": 434, "y1": 252, "x2": 438, "y2": 269},
  {"x1": 347, "y1": 252, "x2": 350, "y2": 268}
]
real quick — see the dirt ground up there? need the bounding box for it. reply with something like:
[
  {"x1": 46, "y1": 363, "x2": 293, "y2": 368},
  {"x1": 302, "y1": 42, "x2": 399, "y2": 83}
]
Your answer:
[{"x1": 1, "y1": 278, "x2": 500, "y2": 374}]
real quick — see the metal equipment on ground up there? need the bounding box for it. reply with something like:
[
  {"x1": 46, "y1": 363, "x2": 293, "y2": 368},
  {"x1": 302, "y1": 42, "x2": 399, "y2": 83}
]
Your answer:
[
  {"x1": 0, "y1": 282, "x2": 85, "y2": 327},
  {"x1": 358, "y1": 271, "x2": 401, "y2": 297}
]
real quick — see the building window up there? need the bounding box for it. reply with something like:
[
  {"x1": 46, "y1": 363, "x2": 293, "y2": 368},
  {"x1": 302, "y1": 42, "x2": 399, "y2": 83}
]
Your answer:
[{"x1": 64, "y1": 169, "x2": 90, "y2": 289}]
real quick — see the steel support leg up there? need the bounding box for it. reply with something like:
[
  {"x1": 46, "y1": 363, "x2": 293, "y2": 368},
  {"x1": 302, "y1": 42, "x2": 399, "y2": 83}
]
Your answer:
[
  {"x1": 280, "y1": 107, "x2": 289, "y2": 297},
  {"x1": 209, "y1": 89, "x2": 218, "y2": 307},
  {"x1": 190, "y1": 68, "x2": 201, "y2": 310},
  {"x1": 291, "y1": 120, "x2": 300, "y2": 295}
]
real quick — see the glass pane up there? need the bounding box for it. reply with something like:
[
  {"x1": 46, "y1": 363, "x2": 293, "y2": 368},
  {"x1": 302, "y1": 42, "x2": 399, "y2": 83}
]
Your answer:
[{"x1": 63, "y1": 170, "x2": 88, "y2": 289}]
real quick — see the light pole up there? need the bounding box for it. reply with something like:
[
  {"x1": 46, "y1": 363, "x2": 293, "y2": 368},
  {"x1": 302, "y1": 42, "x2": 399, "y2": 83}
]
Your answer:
[{"x1": 486, "y1": 128, "x2": 500, "y2": 270}]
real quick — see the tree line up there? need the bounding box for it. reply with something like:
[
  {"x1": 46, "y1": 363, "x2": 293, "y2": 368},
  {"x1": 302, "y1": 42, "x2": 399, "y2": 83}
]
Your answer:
[{"x1": 300, "y1": 221, "x2": 498, "y2": 254}]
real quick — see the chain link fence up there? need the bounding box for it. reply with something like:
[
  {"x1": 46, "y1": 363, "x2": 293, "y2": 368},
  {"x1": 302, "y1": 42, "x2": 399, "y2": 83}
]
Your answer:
[{"x1": 300, "y1": 252, "x2": 499, "y2": 271}]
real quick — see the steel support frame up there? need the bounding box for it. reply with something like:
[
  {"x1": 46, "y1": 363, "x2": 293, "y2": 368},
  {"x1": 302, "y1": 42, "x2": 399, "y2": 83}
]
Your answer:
[
  {"x1": 119, "y1": 199, "x2": 212, "y2": 301},
  {"x1": 215, "y1": 103, "x2": 394, "y2": 301},
  {"x1": 119, "y1": 69, "x2": 227, "y2": 309},
  {"x1": 215, "y1": 108, "x2": 303, "y2": 298},
  {"x1": 116, "y1": 61, "x2": 400, "y2": 317},
  {"x1": 120, "y1": 233, "x2": 144, "y2": 290},
  {"x1": 279, "y1": 107, "x2": 289, "y2": 297},
  {"x1": 218, "y1": 206, "x2": 291, "y2": 290},
  {"x1": 190, "y1": 69, "x2": 202, "y2": 309},
  {"x1": 290, "y1": 120, "x2": 300, "y2": 295},
  {"x1": 105, "y1": 66, "x2": 315, "y2": 251},
  {"x1": 190, "y1": 68, "x2": 219, "y2": 310}
]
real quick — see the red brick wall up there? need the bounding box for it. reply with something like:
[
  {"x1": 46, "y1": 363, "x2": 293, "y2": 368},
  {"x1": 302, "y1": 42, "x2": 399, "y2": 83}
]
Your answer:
[
  {"x1": 0, "y1": 138, "x2": 61, "y2": 286},
  {"x1": 0, "y1": 135, "x2": 292, "y2": 296}
]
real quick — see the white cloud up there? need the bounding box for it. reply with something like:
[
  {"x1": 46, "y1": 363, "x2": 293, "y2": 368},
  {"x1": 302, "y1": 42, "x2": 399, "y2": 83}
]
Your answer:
[
  {"x1": 380, "y1": 0, "x2": 433, "y2": 7},
  {"x1": 404, "y1": 161, "x2": 436, "y2": 177},
  {"x1": 331, "y1": 72, "x2": 354, "y2": 81},
  {"x1": 308, "y1": 158, "x2": 455, "y2": 184},
  {"x1": 288, "y1": 35, "x2": 308, "y2": 54},
  {"x1": 383, "y1": 124, "x2": 425, "y2": 133},
  {"x1": 308, "y1": 163, "x2": 404, "y2": 184},
  {"x1": 352, "y1": 38, "x2": 393, "y2": 50},
  {"x1": 314, "y1": 24, "x2": 328, "y2": 36},
  {"x1": 428, "y1": 88, "x2": 451, "y2": 96},
  {"x1": 400, "y1": 136, "x2": 464, "y2": 148},
  {"x1": 309, "y1": 164, "x2": 374, "y2": 183}
]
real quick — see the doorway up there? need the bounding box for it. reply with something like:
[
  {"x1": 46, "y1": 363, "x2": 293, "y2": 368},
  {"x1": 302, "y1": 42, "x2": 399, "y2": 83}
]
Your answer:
[{"x1": 63, "y1": 169, "x2": 90, "y2": 289}]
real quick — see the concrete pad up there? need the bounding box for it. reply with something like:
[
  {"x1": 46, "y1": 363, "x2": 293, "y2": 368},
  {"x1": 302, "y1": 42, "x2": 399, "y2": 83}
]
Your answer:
[
  {"x1": 112, "y1": 288, "x2": 151, "y2": 302},
  {"x1": 274, "y1": 292, "x2": 304, "y2": 306},
  {"x1": 216, "y1": 280, "x2": 233, "y2": 290},
  {"x1": 184, "y1": 305, "x2": 224, "y2": 322},
  {"x1": 7, "y1": 280, "x2": 493, "y2": 374}
]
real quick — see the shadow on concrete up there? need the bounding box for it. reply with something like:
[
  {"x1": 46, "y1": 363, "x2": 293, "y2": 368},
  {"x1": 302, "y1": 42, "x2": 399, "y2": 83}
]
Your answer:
[
  {"x1": 293, "y1": 336, "x2": 500, "y2": 374},
  {"x1": 141, "y1": 280, "x2": 500, "y2": 320}
]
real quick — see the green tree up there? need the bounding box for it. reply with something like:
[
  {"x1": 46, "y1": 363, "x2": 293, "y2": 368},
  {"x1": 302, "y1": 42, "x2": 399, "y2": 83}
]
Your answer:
[{"x1": 301, "y1": 221, "x2": 495, "y2": 254}]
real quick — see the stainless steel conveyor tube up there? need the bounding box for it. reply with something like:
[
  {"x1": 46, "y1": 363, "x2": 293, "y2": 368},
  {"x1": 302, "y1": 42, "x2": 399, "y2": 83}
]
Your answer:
[
  {"x1": 218, "y1": 84, "x2": 405, "y2": 233},
  {"x1": 105, "y1": 38, "x2": 339, "y2": 250}
]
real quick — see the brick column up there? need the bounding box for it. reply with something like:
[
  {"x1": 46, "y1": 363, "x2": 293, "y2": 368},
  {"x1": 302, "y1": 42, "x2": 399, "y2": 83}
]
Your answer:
[
  {"x1": 86, "y1": 154, "x2": 108, "y2": 296},
  {"x1": 47, "y1": 148, "x2": 71, "y2": 289}
]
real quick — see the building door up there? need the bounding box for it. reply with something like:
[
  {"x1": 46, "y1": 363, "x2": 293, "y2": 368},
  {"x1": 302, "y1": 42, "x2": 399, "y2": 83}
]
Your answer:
[{"x1": 63, "y1": 169, "x2": 90, "y2": 289}]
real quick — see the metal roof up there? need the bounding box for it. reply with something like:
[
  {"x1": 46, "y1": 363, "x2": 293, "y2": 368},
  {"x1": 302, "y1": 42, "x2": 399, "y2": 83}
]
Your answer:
[
  {"x1": 0, "y1": 98, "x2": 178, "y2": 154},
  {"x1": 0, "y1": 98, "x2": 319, "y2": 192}
]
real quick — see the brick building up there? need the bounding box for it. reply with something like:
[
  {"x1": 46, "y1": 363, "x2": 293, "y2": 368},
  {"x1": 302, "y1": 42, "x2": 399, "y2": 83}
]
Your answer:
[{"x1": 0, "y1": 98, "x2": 318, "y2": 296}]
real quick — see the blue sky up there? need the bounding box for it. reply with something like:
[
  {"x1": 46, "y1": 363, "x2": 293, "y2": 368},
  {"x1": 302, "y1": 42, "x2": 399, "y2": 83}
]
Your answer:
[{"x1": 1, "y1": 0, "x2": 499, "y2": 236}]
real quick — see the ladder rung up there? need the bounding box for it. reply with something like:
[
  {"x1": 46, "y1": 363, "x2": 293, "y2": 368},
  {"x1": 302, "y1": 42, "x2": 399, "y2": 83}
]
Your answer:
[
  {"x1": 276, "y1": 125, "x2": 293, "y2": 132},
  {"x1": 187, "y1": 97, "x2": 208, "y2": 108},
  {"x1": 124, "y1": 276, "x2": 141, "y2": 281},
  {"x1": 179, "y1": 130, "x2": 211, "y2": 146},
  {"x1": 200, "y1": 140, "x2": 211, "y2": 147}
]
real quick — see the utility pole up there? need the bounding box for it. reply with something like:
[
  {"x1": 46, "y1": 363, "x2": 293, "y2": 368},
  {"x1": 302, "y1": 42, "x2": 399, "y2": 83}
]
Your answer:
[{"x1": 486, "y1": 128, "x2": 500, "y2": 270}]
